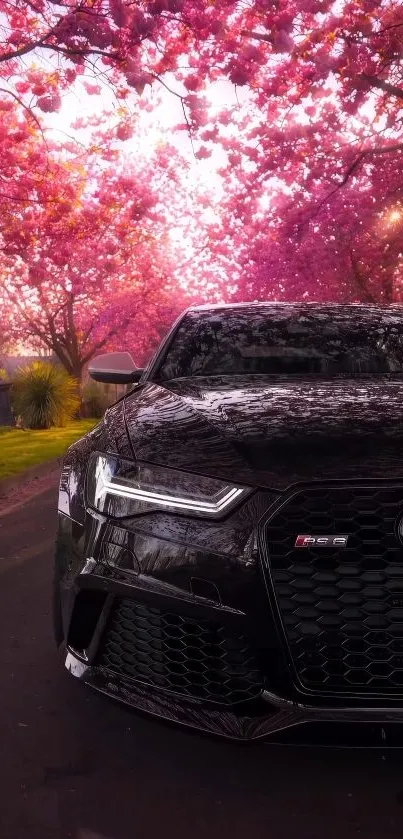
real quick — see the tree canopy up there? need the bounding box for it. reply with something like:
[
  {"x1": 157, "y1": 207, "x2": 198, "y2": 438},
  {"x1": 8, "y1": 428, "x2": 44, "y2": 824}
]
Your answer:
[{"x1": 0, "y1": 1, "x2": 402, "y2": 366}]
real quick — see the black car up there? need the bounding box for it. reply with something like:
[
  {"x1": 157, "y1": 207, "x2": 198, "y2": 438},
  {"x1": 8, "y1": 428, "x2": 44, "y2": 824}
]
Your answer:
[{"x1": 54, "y1": 302, "x2": 403, "y2": 743}]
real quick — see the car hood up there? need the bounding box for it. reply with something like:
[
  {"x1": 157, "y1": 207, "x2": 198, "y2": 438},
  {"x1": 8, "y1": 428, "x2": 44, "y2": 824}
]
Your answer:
[{"x1": 123, "y1": 375, "x2": 403, "y2": 490}]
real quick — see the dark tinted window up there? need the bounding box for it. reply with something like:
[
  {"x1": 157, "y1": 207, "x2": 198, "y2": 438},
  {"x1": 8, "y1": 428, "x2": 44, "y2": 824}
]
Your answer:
[{"x1": 155, "y1": 309, "x2": 403, "y2": 381}]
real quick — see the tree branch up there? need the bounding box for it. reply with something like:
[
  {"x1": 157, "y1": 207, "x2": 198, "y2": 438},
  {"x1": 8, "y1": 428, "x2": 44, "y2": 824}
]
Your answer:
[
  {"x1": 360, "y1": 74, "x2": 403, "y2": 101},
  {"x1": 4, "y1": 285, "x2": 52, "y2": 346},
  {"x1": 43, "y1": 307, "x2": 73, "y2": 371},
  {"x1": 41, "y1": 43, "x2": 122, "y2": 62},
  {"x1": 81, "y1": 301, "x2": 147, "y2": 365},
  {"x1": 66, "y1": 292, "x2": 80, "y2": 368},
  {"x1": 240, "y1": 29, "x2": 273, "y2": 44},
  {"x1": 175, "y1": 241, "x2": 210, "y2": 271},
  {"x1": 0, "y1": 19, "x2": 63, "y2": 63},
  {"x1": 314, "y1": 143, "x2": 403, "y2": 214},
  {"x1": 0, "y1": 9, "x2": 123, "y2": 65},
  {"x1": 0, "y1": 87, "x2": 45, "y2": 136}
]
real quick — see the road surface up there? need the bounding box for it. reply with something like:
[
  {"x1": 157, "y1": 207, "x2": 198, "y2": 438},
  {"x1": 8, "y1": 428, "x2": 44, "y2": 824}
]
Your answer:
[{"x1": 2, "y1": 485, "x2": 403, "y2": 838}]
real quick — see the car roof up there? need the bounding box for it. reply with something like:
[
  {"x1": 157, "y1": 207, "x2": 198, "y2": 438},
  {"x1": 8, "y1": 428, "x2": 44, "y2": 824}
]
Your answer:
[{"x1": 186, "y1": 301, "x2": 403, "y2": 321}]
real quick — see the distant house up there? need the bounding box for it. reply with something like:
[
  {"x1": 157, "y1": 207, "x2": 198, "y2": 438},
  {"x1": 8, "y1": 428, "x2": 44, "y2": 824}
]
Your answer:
[{"x1": 0, "y1": 382, "x2": 13, "y2": 425}]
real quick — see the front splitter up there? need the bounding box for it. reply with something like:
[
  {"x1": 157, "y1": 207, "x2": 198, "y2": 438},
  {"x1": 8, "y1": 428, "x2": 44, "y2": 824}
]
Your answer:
[{"x1": 64, "y1": 650, "x2": 403, "y2": 743}]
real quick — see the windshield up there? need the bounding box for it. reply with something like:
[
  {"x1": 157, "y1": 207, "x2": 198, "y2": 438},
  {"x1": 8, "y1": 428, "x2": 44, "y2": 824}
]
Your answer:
[{"x1": 155, "y1": 309, "x2": 403, "y2": 381}]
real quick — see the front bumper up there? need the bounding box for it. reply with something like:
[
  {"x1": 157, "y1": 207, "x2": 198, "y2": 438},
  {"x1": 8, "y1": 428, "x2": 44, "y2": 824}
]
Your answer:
[
  {"x1": 58, "y1": 551, "x2": 403, "y2": 745},
  {"x1": 64, "y1": 647, "x2": 403, "y2": 743},
  {"x1": 57, "y1": 475, "x2": 403, "y2": 745}
]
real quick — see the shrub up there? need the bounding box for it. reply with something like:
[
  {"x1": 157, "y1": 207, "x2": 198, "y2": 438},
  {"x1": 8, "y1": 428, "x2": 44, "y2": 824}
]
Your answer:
[{"x1": 12, "y1": 361, "x2": 80, "y2": 429}]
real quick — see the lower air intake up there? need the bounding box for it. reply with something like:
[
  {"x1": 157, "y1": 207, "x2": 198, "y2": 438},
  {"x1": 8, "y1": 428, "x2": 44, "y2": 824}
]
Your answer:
[{"x1": 97, "y1": 598, "x2": 263, "y2": 705}]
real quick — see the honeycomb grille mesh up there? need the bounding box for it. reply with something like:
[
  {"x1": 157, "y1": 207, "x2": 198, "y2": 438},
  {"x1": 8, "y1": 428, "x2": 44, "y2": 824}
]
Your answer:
[
  {"x1": 265, "y1": 485, "x2": 403, "y2": 694},
  {"x1": 97, "y1": 598, "x2": 263, "y2": 705}
]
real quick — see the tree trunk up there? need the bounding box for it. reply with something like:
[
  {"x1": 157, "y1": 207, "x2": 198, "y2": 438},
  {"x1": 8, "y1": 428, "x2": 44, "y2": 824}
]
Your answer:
[{"x1": 69, "y1": 362, "x2": 85, "y2": 418}]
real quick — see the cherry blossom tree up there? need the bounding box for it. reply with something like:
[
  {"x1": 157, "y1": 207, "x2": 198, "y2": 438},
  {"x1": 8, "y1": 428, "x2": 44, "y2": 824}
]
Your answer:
[
  {"x1": 229, "y1": 141, "x2": 403, "y2": 305},
  {"x1": 0, "y1": 134, "x2": 194, "y2": 380},
  {"x1": 1, "y1": 1, "x2": 403, "y2": 314},
  {"x1": 0, "y1": 2, "x2": 401, "y2": 152}
]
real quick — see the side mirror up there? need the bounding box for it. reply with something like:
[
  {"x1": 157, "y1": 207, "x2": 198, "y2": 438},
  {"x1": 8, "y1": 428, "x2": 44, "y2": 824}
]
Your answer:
[{"x1": 88, "y1": 352, "x2": 144, "y2": 385}]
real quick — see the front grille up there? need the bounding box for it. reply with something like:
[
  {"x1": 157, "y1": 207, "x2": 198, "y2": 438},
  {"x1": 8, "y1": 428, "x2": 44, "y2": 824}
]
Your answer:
[
  {"x1": 96, "y1": 598, "x2": 263, "y2": 705},
  {"x1": 265, "y1": 485, "x2": 403, "y2": 695}
]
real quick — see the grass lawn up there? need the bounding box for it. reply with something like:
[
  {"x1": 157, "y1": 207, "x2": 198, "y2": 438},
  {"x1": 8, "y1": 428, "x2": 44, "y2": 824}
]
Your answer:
[{"x1": 0, "y1": 419, "x2": 98, "y2": 481}]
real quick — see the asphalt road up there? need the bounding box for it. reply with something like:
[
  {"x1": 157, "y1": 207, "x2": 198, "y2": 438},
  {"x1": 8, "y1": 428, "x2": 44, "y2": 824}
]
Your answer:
[{"x1": 3, "y1": 488, "x2": 403, "y2": 838}]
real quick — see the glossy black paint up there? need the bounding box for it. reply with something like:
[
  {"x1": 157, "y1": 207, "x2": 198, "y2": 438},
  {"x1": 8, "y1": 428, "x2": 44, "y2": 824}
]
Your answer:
[
  {"x1": 54, "y1": 302, "x2": 403, "y2": 741},
  {"x1": 123, "y1": 376, "x2": 403, "y2": 487}
]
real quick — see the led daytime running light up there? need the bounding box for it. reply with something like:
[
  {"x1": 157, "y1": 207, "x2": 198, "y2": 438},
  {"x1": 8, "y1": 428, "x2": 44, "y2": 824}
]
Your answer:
[{"x1": 97, "y1": 477, "x2": 244, "y2": 515}]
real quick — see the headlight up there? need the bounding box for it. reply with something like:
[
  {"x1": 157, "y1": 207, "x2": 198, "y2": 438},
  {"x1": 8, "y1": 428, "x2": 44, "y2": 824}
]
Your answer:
[{"x1": 86, "y1": 453, "x2": 251, "y2": 519}]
